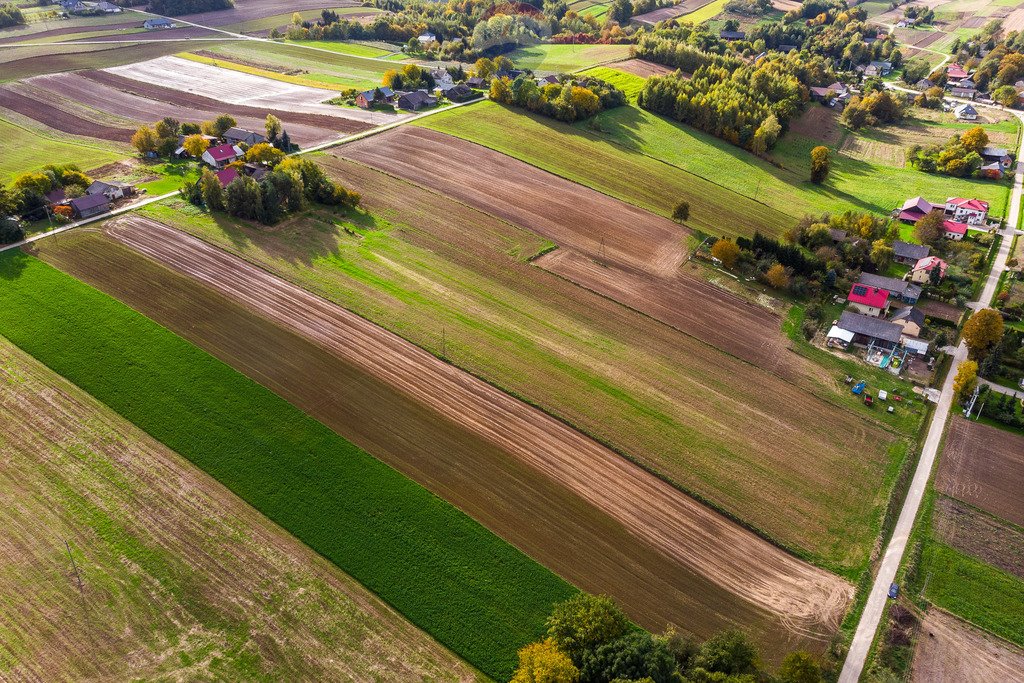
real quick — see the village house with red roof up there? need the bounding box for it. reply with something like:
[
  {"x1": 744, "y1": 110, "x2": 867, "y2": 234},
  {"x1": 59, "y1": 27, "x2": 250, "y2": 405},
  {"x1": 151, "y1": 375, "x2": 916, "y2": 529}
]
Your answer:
[
  {"x1": 847, "y1": 283, "x2": 891, "y2": 317},
  {"x1": 201, "y1": 143, "x2": 243, "y2": 169},
  {"x1": 944, "y1": 197, "x2": 989, "y2": 225}
]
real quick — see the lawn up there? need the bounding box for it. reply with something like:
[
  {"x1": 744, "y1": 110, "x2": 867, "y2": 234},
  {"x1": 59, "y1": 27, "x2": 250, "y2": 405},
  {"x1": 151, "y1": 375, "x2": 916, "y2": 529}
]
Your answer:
[
  {"x1": 506, "y1": 43, "x2": 630, "y2": 72},
  {"x1": 416, "y1": 100, "x2": 795, "y2": 239},
  {"x1": 581, "y1": 65, "x2": 647, "y2": 101},
  {"x1": 0, "y1": 250, "x2": 575, "y2": 681},
  {"x1": 920, "y1": 542, "x2": 1024, "y2": 648},
  {"x1": 0, "y1": 337, "x2": 483, "y2": 682},
  {"x1": 286, "y1": 39, "x2": 393, "y2": 58},
  {"x1": 136, "y1": 162, "x2": 201, "y2": 195},
  {"x1": 683, "y1": 0, "x2": 730, "y2": 23},
  {"x1": 0, "y1": 117, "x2": 122, "y2": 178}
]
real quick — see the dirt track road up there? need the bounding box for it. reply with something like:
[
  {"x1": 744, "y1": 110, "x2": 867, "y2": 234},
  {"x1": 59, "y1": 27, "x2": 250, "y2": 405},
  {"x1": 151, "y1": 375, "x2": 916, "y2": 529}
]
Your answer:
[{"x1": 105, "y1": 217, "x2": 852, "y2": 643}]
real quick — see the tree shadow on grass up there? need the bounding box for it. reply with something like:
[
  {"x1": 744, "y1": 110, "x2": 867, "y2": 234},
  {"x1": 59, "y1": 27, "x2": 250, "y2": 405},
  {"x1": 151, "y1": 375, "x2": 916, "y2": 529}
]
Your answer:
[{"x1": 0, "y1": 249, "x2": 30, "y2": 281}]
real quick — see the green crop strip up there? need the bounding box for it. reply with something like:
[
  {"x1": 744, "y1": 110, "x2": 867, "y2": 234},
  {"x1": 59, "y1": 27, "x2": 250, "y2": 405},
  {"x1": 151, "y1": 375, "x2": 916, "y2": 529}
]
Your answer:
[{"x1": 0, "y1": 251, "x2": 575, "y2": 680}]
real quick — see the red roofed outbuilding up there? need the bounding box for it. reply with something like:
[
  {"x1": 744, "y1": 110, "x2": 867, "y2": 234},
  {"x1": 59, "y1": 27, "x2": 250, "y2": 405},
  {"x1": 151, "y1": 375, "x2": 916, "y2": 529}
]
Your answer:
[
  {"x1": 942, "y1": 220, "x2": 968, "y2": 240},
  {"x1": 898, "y1": 196, "x2": 934, "y2": 223},
  {"x1": 215, "y1": 167, "x2": 239, "y2": 188}
]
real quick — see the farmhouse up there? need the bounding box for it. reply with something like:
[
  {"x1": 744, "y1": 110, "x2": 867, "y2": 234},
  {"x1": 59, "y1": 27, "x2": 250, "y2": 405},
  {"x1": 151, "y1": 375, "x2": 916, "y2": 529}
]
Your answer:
[
  {"x1": 69, "y1": 193, "x2": 109, "y2": 219},
  {"x1": 720, "y1": 30, "x2": 745, "y2": 40},
  {"x1": 946, "y1": 62, "x2": 969, "y2": 80},
  {"x1": 909, "y1": 256, "x2": 948, "y2": 283},
  {"x1": 215, "y1": 167, "x2": 239, "y2": 188},
  {"x1": 810, "y1": 81, "x2": 849, "y2": 103},
  {"x1": 431, "y1": 68, "x2": 455, "y2": 92},
  {"x1": 831, "y1": 311, "x2": 902, "y2": 351},
  {"x1": 945, "y1": 197, "x2": 989, "y2": 225},
  {"x1": 397, "y1": 90, "x2": 437, "y2": 111},
  {"x1": 949, "y1": 86, "x2": 976, "y2": 100},
  {"x1": 202, "y1": 143, "x2": 243, "y2": 168},
  {"x1": 953, "y1": 103, "x2": 978, "y2": 121},
  {"x1": 981, "y1": 146, "x2": 1013, "y2": 171},
  {"x1": 86, "y1": 179, "x2": 133, "y2": 200},
  {"x1": 891, "y1": 306, "x2": 925, "y2": 337},
  {"x1": 355, "y1": 87, "x2": 394, "y2": 109},
  {"x1": 143, "y1": 17, "x2": 173, "y2": 29},
  {"x1": 536, "y1": 74, "x2": 560, "y2": 86},
  {"x1": 942, "y1": 219, "x2": 968, "y2": 240},
  {"x1": 898, "y1": 196, "x2": 934, "y2": 223},
  {"x1": 857, "y1": 272, "x2": 922, "y2": 304},
  {"x1": 446, "y1": 83, "x2": 479, "y2": 103},
  {"x1": 864, "y1": 61, "x2": 892, "y2": 77},
  {"x1": 417, "y1": 32, "x2": 436, "y2": 45},
  {"x1": 94, "y1": 1, "x2": 121, "y2": 12},
  {"x1": 847, "y1": 284, "x2": 890, "y2": 317},
  {"x1": 915, "y1": 78, "x2": 934, "y2": 89},
  {"x1": 223, "y1": 127, "x2": 266, "y2": 147},
  {"x1": 892, "y1": 240, "x2": 931, "y2": 265},
  {"x1": 466, "y1": 76, "x2": 485, "y2": 89}
]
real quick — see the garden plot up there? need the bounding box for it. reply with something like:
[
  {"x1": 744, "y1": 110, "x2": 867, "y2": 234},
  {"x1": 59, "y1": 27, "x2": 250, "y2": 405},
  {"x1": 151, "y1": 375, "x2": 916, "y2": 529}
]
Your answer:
[{"x1": 104, "y1": 55, "x2": 390, "y2": 123}]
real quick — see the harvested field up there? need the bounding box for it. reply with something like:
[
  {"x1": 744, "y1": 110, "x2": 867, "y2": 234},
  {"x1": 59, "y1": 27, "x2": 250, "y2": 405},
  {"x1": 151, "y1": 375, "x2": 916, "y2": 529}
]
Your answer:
[
  {"x1": 919, "y1": 298, "x2": 964, "y2": 322},
  {"x1": 341, "y1": 126, "x2": 688, "y2": 275},
  {"x1": 1005, "y1": 7, "x2": 1024, "y2": 32},
  {"x1": 535, "y1": 249, "x2": 823, "y2": 384},
  {"x1": 933, "y1": 496, "x2": 1024, "y2": 580},
  {"x1": 20, "y1": 71, "x2": 361, "y2": 145},
  {"x1": 0, "y1": 21, "x2": 136, "y2": 45},
  {"x1": 148, "y1": 154, "x2": 901, "y2": 578},
  {"x1": 936, "y1": 417, "x2": 1024, "y2": 526},
  {"x1": 32, "y1": 222, "x2": 853, "y2": 657},
  {"x1": 104, "y1": 55, "x2": 387, "y2": 123},
  {"x1": 176, "y1": 0, "x2": 361, "y2": 27},
  {"x1": 0, "y1": 86, "x2": 134, "y2": 141},
  {"x1": 788, "y1": 105, "x2": 844, "y2": 145},
  {"x1": 0, "y1": 337, "x2": 481, "y2": 682},
  {"x1": 0, "y1": 40, "x2": 218, "y2": 82},
  {"x1": 632, "y1": 0, "x2": 714, "y2": 24},
  {"x1": 613, "y1": 58, "x2": 679, "y2": 78},
  {"x1": 911, "y1": 608, "x2": 1024, "y2": 683}
]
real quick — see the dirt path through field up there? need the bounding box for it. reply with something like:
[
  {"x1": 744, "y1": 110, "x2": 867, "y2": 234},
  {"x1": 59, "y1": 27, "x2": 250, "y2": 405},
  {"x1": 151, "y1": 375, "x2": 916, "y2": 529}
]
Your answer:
[
  {"x1": 0, "y1": 337, "x2": 480, "y2": 682},
  {"x1": 911, "y1": 608, "x2": 1024, "y2": 682},
  {"x1": 340, "y1": 126, "x2": 688, "y2": 276},
  {"x1": 100, "y1": 217, "x2": 853, "y2": 644}
]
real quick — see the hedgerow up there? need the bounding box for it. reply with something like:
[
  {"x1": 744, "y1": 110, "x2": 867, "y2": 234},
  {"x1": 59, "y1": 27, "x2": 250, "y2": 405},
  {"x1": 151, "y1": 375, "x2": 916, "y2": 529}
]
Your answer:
[{"x1": 0, "y1": 251, "x2": 576, "y2": 680}]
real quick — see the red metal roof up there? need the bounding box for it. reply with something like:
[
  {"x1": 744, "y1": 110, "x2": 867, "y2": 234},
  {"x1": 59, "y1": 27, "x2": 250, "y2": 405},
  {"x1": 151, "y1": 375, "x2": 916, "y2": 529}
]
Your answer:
[
  {"x1": 914, "y1": 256, "x2": 948, "y2": 275},
  {"x1": 215, "y1": 167, "x2": 239, "y2": 187},
  {"x1": 848, "y1": 284, "x2": 889, "y2": 308},
  {"x1": 206, "y1": 143, "x2": 238, "y2": 162},
  {"x1": 947, "y1": 197, "x2": 989, "y2": 212},
  {"x1": 946, "y1": 63, "x2": 968, "y2": 79},
  {"x1": 942, "y1": 220, "x2": 968, "y2": 235}
]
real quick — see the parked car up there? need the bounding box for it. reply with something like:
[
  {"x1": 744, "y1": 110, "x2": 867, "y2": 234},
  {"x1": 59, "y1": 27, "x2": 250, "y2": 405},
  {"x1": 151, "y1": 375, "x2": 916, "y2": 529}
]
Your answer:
[{"x1": 888, "y1": 583, "x2": 899, "y2": 599}]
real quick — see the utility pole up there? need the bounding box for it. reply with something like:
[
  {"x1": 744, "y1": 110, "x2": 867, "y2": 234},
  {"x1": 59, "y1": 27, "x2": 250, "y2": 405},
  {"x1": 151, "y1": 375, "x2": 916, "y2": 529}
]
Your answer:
[{"x1": 65, "y1": 540, "x2": 83, "y2": 595}]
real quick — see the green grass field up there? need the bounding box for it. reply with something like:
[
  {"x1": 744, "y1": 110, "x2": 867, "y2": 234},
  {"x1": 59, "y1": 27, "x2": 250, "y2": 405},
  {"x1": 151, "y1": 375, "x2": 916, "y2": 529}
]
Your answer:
[
  {"x1": 506, "y1": 43, "x2": 630, "y2": 72},
  {"x1": 920, "y1": 542, "x2": 1024, "y2": 648},
  {"x1": 0, "y1": 117, "x2": 122, "y2": 178},
  {"x1": 683, "y1": 0, "x2": 730, "y2": 23},
  {"x1": 0, "y1": 250, "x2": 575, "y2": 681},
  {"x1": 286, "y1": 39, "x2": 392, "y2": 58},
  {"x1": 416, "y1": 100, "x2": 795, "y2": 238},
  {"x1": 221, "y1": 7, "x2": 381, "y2": 34},
  {"x1": 582, "y1": 65, "x2": 647, "y2": 100}
]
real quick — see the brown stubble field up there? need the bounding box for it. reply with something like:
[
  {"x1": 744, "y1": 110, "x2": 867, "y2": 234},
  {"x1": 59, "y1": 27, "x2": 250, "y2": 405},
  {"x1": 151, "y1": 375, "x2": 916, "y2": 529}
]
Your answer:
[
  {"x1": 29, "y1": 224, "x2": 851, "y2": 658},
  {"x1": 139, "y1": 153, "x2": 899, "y2": 580},
  {"x1": 910, "y1": 608, "x2": 1024, "y2": 683},
  {"x1": 0, "y1": 336, "x2": 482, "y2": 682},
  {"x1": 935, "y1": 417, "x2": 1024, "y2": 527}
]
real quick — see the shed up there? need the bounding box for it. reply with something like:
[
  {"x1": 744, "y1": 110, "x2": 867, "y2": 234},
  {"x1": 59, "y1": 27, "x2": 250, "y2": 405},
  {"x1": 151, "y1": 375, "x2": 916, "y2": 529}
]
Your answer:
[{"x1": 69, "y1": 193, "x2": 109, "y2": 219}]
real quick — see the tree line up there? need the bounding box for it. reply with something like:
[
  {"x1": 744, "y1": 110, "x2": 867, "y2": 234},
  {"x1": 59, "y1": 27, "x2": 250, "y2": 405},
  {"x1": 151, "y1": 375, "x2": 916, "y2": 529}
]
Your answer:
[
  {"x1": 511, "y1": 593, "x2": 825, "y2": 683},
  {"x1": 146, "y1": 0, "x2": 232, "y2": 16},
  {"x1": 490, "y1": 73, "x2": 626, "y2": 122}
]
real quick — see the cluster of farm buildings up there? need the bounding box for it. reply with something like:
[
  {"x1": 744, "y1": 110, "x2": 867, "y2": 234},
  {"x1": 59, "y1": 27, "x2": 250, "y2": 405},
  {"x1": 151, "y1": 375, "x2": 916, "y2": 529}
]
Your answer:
[{"x1": 355, "y1": 68, "x2": 489, "y2": 111}]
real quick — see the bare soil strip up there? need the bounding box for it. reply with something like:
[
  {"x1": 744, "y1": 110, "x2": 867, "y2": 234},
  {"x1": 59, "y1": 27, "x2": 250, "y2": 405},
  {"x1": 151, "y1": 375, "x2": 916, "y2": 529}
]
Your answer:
[
  {"x1": 935, "y1": 417, "x2": 1024, "y2": 527},
  {"x1": 613, "y1": 58, "x2": 679, "y2": 78},
  {"x1": 0, "y1": 337, "x2": 480, "y2": 682},
  {"x1": 0, "y1": 86, "x2": 135, "y2": 141},
  {"x1": 919, "y1": 299, "x2": 964, "y2": 323},
  {"x1": 911, "y1": 608, "x2": 1024, "y2": 683},
  {"x1": 93, "y1": 218, "x2": 853, "y2": 645},
  {"x1": 176, "y1": 0, "x2": 361, "y2": 27},
  {"x1": 933, "y1": 496, "x2": 1024, "y2": 580},
  {"x1": 339, "y1": 126, "x2": 688, "y2": 276},
  {"x1": 81, "y1": 69, "x2": 371, "y2": 134}
]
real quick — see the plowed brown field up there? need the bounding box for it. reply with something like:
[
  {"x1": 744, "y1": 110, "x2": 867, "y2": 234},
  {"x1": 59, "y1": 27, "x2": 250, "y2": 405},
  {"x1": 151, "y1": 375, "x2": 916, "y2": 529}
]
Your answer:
[
  {"x1": 935, "y1": 417, "x2": 1024, "y2": 526},
  {"x1": 0, "y1": 336, "x2": 480, "y2": 682},
  {"x1": 0, "y1": 86, "x2": 134, "y2": 141},
  {"x1": 911, "y1": 608, "x2": 1024, "y2": 683},
  {"x1": 613, "y1": 59, "x2": 678, "y2": 78},
  {"x1": 177, "y1": 0, "x2": 361, "y2": 27},
  {"x1": 31, "y1": 222, "x2": 853, "y2": 656},
  {"x1": 339, "y1": 126, "x2": 688, "y2": 276}
]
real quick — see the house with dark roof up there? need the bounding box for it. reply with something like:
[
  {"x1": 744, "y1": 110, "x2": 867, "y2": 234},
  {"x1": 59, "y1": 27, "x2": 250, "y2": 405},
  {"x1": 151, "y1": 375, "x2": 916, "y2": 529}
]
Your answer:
[
  {"x1": 242, "y1": 162, "x2": 269, "y2": 182},
  {"x1": 864, "y1": 60, "x2": 892, "y2": 77},
  {"x1": 828, "y1": 228, "x2": 848, "y2": 243},
  {"x1": 897, "y1": 196, "x2": 934, "y2": 223},
  {"x1": 980, "y1": 162, "x2": 1004, "y2": 179},
  {"x1": 224, "y1": 127, "x2": 266, "y2": 147},
  {"x1": 833, "y1": 311, "x2": 903, "y2": 350},
  {"x1": 915, "y1": 78, "x2": 934, "y2": 90},
  {"x1": 44, "y1": 188, "x2": 66, "y2": 206},
  {"x1": 810, "y1": 81, "x2": 849, "y2": 103},
  {"x1": 847, "y1": 283, "x2": 891, "y2": 317},
  {"x1": 466, "y1": 76, "x2": 485, "y2": 89},
  {"x1": 396, "y1": 90, "x2": 437, "y2": 111},
  {"x1": 355, "y1": 87, "x2": 395, "y2": 109},
  {"x1": 446, "y1": 83, "x2": 480, "y2": 103},
  {"x1": 201, "y1": 143, "x2": 243, "y2": 168},
  {"x1": 950, "y1": 86, "x2": 976, "y2": 99},
  {"x1": 892, "y1": 240, "x2": 931, "y2": 265},
  {"x1": 86, "y1": 179, "x2": 133, "y2": 200},
  {"x1": 953, "y1": 103, "x2": 978, "y2": 121},
  {"x1": 720, "y1": 30, "x2": 745, "y2": 40},
  {"x1": 857, "y1": 272, "x2": 922, "y2": 304},
  {"x1": 95, "y1": 1, "x2": 121, "y2": 12},
  {"x1": 69, "y1": 193, "x2": 109, "y2": 219},
  {"x1": 778, "y1": 44, "x2": 798, "y2": 52},
  {"x1": 891, "y1": 306, "x2": 925, "y2": 337},
  {"x1": 981, "y1": 146, "x2": 1013, "y2": 170}
]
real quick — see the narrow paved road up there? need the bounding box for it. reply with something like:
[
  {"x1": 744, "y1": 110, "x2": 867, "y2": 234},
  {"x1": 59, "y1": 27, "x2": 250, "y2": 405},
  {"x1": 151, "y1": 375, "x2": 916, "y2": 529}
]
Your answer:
[{"x1": 839, "y1": 102, "x2": 1024, "y2": 682}]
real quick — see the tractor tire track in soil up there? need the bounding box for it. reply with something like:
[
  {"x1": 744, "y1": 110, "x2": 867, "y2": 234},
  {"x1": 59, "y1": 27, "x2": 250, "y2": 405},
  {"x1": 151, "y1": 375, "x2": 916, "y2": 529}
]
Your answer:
[
  {"x1": 0, "y1": 86, "x2": 135, "y2": 141},
  {"x1": 935, "y1": 417, "x2": 1024, "y2": 527},
  {"x1": 87, "y1": 218, "x2": 852, "y2": 650}
]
